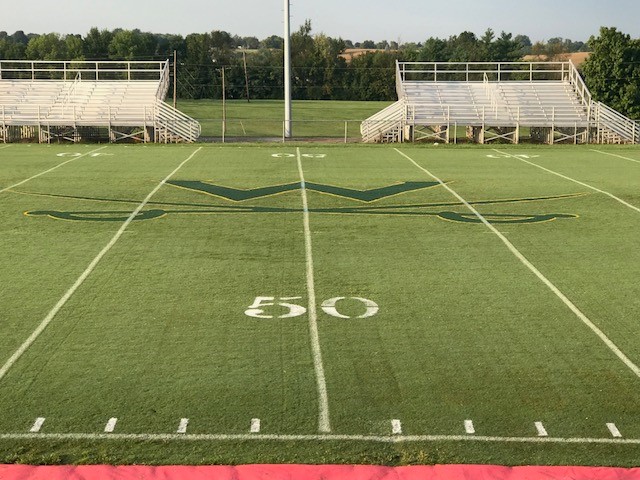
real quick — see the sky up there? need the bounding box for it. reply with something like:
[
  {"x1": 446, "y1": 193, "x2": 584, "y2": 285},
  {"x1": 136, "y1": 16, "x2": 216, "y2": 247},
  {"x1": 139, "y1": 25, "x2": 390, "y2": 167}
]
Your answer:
[{"x1": 3, "y1": 0, "x2": 640, "y2": 43}]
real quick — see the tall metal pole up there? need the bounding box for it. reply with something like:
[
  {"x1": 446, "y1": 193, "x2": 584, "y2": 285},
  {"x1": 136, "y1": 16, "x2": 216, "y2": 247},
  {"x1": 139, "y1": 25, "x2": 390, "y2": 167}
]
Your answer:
[
  {"x1": 221, "y1": 67, "x2": 226, "y2": 143},
  {"x1": 173, "y1": 50, "x2": 177, "y2": 110},
  {"x1": 283, "y1": 0, "x2": 292, "y2": 138}
]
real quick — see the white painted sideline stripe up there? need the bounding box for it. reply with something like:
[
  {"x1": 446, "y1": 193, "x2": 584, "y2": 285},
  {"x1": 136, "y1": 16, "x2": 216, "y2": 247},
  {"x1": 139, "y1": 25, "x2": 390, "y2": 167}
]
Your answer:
[
  {"x1": 177, "y1": 418, "x2": 189, "y2": 434},
  {"x1": 105, "y1": 418, "x2": 118, "y2": 433},
  {"x1": 250, "y1": 418, "x2": 261, "y2": 433},
  {"x1": 607, "y1": 423, "x2": 622, "y2": 438},
  {"x1": 591, "y1": 149, "x2": 640, "y2": 165},
  {"x1": 494, "y1": 149, "x2": 640, "y2": 215},
  {"x1": 396, "y1": 148, "x2": 640, "y2": 381},
  {"x1": 30, "y1": 418, "x2": 45, "y2": 433},
  {"x1": 6, "y1": 432, "x2": 640, "y2": 445},
  {"x1": 0, "y1": 146, "x2": 107, "y2": 194},
  {"x1": 391, "y1": 419, "x2": 402, "y2": 435},
  {"x1": 0, "y1": 147, "x2": 202, "y2": 383},
  {"x1": 535, "y1": 422, "x2": 548, "y2": 437},
  {"x1": 464, "y1": 420, "x2": 475, "y2": 435},
  {"x1": 296, "y1": 147, "x2": 331, "y2": 434}
]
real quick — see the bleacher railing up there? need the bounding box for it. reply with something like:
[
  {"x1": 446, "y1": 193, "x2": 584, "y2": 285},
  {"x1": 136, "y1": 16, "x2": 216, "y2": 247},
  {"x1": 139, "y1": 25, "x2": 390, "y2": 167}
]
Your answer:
[
  {"x1": 592, "y1": 102, "x2": 640, "y2": 144},
  {"x1": 397, "y1": 61, "x2": 578, "y2": 83},
  {"x1": 0, "y1": 60, "x2": 169, "y2": 81}
]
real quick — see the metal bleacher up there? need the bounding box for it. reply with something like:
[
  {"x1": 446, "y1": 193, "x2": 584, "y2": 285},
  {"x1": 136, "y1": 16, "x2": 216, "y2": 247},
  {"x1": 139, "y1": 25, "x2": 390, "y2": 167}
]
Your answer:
[
  {"x1": 0, "y1": 60, "x2": 200, "y2": 143},
  {"x1": 362, "y1": 61, "x2": 639, "y2": 144}
]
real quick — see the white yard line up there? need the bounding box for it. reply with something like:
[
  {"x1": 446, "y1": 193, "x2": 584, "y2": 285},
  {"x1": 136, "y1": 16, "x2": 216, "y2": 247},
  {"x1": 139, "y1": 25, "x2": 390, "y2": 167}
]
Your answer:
[
  {"x1": 493, "y1": 149, "x2": 640, "y2": 215},
  {"x1": 0, "y1": 146, "x2": 108, "y2": 194},
  {"x1": 591, "y1": 149, "x2": 640, "y2": 165},
  {"x1": 0, "y1": 147, "x2": 202, "y2": 383},
  {"x1": 296, "y1": 147, "x2": 331, "y2": 434},
  {"x1": 0, "y1": 145, "x2": 12, "y2": 150},
  {"x1": 395, "y1": 148, "x2": 640, "y2": 380},
  {"x1": 5, "y1": 431, "x2": 640, "y2": 445}
]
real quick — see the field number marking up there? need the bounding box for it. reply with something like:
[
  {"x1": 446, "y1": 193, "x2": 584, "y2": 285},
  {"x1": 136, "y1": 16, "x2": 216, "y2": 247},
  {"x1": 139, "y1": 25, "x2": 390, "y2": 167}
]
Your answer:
[
  {"x1": 56, "y1": 152, "x2": 113, "y2": 157},
  {"x1": 245, "y1": 296, "x2": 378, "y2": 319},
  {"x1": 321, "y1": 297, "x2": 379, "y2": 319},
  {"x1": 245, "y1": 297, "x2": 306, "y2": 319},
  {"x1": 486, "y1": 154, "x2": 539, "y2": 159},
  {"x1": 271, "y1": 153, "x2": 326, "y2": 158}
]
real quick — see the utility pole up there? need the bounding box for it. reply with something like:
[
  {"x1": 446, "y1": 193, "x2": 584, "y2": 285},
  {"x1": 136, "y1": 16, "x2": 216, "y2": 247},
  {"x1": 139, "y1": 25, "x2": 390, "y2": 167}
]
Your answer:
[
  {"x1": 242, "y1": 48, "x2": 250, "y2": 102},
  {"x1": 284, "y1": 0, "x2": 292, "y2": 138},
  {"x1": 173, "y1": 50, "x2": 177, "y2": 110}
]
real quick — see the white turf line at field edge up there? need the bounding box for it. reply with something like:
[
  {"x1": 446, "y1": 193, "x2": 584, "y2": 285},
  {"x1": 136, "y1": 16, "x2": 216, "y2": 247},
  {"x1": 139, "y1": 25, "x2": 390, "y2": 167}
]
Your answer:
[
  {"x1": 591, "y1": 149, "x2": 640, "y2": 165},
  {"x1": 395, "y1": 148, "x2": 640, "y2": 380},
  {"x1": 296, "y1": 147, "x2": 332, "y2": 434},
  {"x1": 0, "y1": 147, "x2": 202, "y2": 383},
  {"x1": 4, "y1": 431, "x2": 640, "y2": 445},
  {"x1": 0, "y1": 146, "x2": 108, "y2": 194},
  {"x1": 493, "y1": 149, "x2": 640, "y2": 215}
]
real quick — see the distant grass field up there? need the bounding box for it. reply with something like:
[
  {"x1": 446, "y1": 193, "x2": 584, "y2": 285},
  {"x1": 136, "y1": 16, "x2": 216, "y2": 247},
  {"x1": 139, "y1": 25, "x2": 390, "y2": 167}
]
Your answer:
[
  {"x1": 2, "y1": 143, "x2": 640, "y2": 466},
  {"x1": 175, "y1": 99, "x2": 392, "y2": 138}
]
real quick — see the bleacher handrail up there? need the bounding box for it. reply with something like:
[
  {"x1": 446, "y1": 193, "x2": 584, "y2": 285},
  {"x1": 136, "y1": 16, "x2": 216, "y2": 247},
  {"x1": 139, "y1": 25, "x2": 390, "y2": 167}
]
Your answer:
[
  {"x1": 397, "y1": 61, "x2": 577, "y2": 83},
  {"x1": 0, "y1": 60, "x2": 169, "y2": 81}
]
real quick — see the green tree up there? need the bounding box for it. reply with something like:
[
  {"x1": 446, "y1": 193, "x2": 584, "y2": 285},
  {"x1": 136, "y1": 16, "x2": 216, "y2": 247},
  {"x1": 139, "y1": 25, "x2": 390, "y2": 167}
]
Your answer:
[
  {"x1": 108, "y1": 29, "x2": 156, "y2": 60},
  {"x1": 25, "y1": 33, "x2": 67, "y2": 60},
  {"x1": 448, "y1": 31, "x2": 485, "y2": 61},
  {"x1": 0, "y1": 36, "x2": 26, "y2": 59},
  {"x1": 490, "y1": 31, "x2": 522, "y2": 62},
  {"x1": 346, "y1": 51, "x2": 399, "y2": 100},
  {"x1": 65, "y1": 34, "x2": 84, "y2": 60},
  {"x1": 83, "y1": 28, "x2": 113, "y2": 59},
  {"x1": 582, "y1": 27, "x2": 640, "y2": 118}
]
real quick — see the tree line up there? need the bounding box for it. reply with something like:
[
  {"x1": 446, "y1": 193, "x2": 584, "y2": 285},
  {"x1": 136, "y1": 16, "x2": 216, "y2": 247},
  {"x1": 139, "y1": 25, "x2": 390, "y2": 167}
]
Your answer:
[
  {"x1": 0, "y1": 24, "x2": 585, "y2": 100},
  {"x1": 0, "y1": 24, "x2": 638, "y2": 117}
]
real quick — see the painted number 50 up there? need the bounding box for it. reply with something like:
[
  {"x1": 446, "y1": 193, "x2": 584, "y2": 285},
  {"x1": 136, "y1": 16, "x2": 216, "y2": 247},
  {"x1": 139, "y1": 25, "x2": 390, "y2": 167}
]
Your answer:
[{"x1": 245, "y1": 296, "x2": 379, "y2": 319}]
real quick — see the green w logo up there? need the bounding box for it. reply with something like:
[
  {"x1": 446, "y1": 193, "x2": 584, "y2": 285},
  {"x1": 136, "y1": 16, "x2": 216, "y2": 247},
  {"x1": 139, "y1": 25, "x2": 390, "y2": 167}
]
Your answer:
[{"x1": 167, "y1": 180, "x2": 441, "y2": 202}]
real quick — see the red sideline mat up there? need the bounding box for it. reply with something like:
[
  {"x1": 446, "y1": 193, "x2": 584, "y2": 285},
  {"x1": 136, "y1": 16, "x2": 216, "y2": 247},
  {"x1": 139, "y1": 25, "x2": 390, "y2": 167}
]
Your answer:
[{"x1": 2, "y1": 464, "x2": 640, "y2": 480}]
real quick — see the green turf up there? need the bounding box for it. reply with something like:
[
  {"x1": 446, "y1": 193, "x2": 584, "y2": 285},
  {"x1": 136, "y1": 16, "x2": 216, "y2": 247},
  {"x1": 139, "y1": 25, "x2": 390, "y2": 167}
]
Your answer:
[
  {"x1": 175, "y1": 99, "x2": 392, "y2": 138},
  {"x1": 1, "y1": 143, "x2": 640, "y2": 466}
]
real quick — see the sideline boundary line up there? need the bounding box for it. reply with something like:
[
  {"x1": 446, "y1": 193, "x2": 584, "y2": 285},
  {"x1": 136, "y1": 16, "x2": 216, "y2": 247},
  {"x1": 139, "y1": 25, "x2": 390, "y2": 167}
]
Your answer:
[
  {"x1": 0, "y1": 146, "x2": 108, "y2": 194},
  {"x1": 2, "y1": 431, "x2": 640, "y2": 445},
  {"x1": 0, "y1": 147, "x2": 202, "y2": 383},
  {"x1": 591, "y1": 149, "x2": 640, "y2": 165},
  {"x1": 493, "y1": 149, "x2": 640, "y2": 214},
  {"x1": 395, "y1": 148, "x2": 640, "y2": 380},
  {"x1": 296, "y1": 147, "x2": 331, "y2": 433}
]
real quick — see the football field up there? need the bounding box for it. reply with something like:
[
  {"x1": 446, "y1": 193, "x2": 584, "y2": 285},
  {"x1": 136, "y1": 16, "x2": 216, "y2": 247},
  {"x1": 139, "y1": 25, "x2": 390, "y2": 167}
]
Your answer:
[{"x1": 1, "y1": 143, "x2": 640, "y2": 466}]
